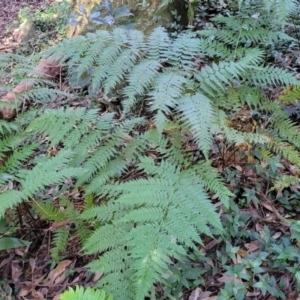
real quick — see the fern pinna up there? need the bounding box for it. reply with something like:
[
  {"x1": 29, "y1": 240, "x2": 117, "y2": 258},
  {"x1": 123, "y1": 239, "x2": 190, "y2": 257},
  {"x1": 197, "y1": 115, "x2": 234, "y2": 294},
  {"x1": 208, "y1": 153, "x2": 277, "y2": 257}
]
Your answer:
[{"x1": 0, "y1": 1, "x2": 300, "y2": 298}]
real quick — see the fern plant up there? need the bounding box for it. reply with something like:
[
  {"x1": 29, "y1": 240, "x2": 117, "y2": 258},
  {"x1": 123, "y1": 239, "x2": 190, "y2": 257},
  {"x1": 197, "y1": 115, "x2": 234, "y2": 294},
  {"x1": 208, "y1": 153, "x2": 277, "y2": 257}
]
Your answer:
[{"x1": 1, "y1": 0, "x2": 300, "y2": 298}]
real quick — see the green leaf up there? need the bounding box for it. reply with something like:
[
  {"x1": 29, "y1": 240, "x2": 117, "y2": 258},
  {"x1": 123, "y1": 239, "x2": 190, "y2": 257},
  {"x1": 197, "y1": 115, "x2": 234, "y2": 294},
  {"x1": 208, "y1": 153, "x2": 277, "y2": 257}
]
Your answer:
[{"x1": 0, "y1": 237, "x2": 31, "y2": 251}]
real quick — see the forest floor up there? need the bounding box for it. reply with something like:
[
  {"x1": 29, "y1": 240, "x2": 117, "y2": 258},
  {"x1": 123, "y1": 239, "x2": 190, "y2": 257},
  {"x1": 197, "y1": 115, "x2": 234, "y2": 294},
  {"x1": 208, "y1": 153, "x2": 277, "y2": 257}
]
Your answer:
[{"x1": 0, "y1": 0, "x2": 53, "y2": 45}]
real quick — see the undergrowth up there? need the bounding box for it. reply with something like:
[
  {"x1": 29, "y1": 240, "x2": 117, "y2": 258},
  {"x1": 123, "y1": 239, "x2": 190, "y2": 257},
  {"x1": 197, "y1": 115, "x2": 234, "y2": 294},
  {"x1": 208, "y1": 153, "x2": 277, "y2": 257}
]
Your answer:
[{"x1": 1, "y1": 0, "x2": 300, "y2": 299}]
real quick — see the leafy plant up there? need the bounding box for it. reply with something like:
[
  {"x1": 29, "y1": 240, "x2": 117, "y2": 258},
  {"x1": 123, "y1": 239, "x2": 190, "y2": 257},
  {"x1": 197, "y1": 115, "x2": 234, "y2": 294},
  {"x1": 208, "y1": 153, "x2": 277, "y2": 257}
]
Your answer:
[
  {"x1": 1, "y1": 0, "x2": 300, "y2": 298},
  {"x1": 68, "y1": 0, "x2": 133, "y2": 30},
  {"x1": 18, "y1": 1, "x2": 70, "y2": 36},
  {"x1": 0, "y1": 218, "x2": 31, "y2": 251}
]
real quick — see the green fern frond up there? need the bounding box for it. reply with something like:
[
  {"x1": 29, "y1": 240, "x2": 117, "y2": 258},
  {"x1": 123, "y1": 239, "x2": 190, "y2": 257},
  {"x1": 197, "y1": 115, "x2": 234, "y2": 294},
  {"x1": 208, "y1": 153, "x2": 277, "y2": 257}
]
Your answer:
[
  {"x1": 149, "y1": 72, "x2": 187, "y2": 134},
  {"x1": 51, "y1": 226, "x2": 70, "y2": 261},
  {"x1": 32, "y1": 201, "x2": 66, "y2": 222},
  {"x1": 270, "y1": 112, "x2": 300, "y2": 148},
  {"x1": 177, "y1": 93, "x2": 214, "y2": 158},
  {"x1": 0, "y1": 190, "x2": 26, "y2": 218},
  {"x1": 245, "y1": 66, "x2": 299, "y2": 87},
  {"x1": 16, "y1": 87, "x2": 69, "y2": 105},
  {"x1": 195, "y1": 161, "x2": 233, "y2": 207},
  {"x1": 0, "y1": 120, "x2": 19, "y2": 134},
  {"x1": 86, "y1": 157, "x2": 128, "y2": 194},
  {"x1": 1, "y1": 143, "x2": 38, "y2": 173},
  {"x1": 167, "y1": 31, "x2": 201, "y2": 71},
  {"x1": 60, "y1": 197, "x2": 81, "y2": 220},
  {"x1": 123, "y1": 59, "x2": 161, "y2": 112},
  {"x1": 146, "y1": 27, "x2": 170, "y2": 61},
  {"x1": 27, "y1": 107, "x2": 99, "y2": 147},
  {"x1": 269, "y1": 138, "x2": 300, "y2": 166},
  {"x1": 17, "y1": 150, "x2": 84, "y2": 197},
  {"x1": 103, "y1": 47, "x2": 141, "y2": 94},
  {"x1": 82, "y1": 158, "x2": 222, "y2": 299},
  {"x1": 279, "y1": 86, "x2": 300, "y2": 104},
  {"x1": 271, "y1": 175, "x2": 300, "y2": 191},
  {"x1": 0, "y1": 134, "x2": 27, "y2": 154},
  {"x1": 77, "y1": 117, "x2": 144, "y2": 186},
  {"x1": 194, "y1": 50, "x2": 263, "y2": 98},
  {"x1": 263, "y1": 0, "x2": 298, "y2": 24},
  {"x1": 59, "y1": 286, "x2": 113, "y2": 300},
  {"x1": 198, "y1": 39, "x2": 243, "y2": 60}
]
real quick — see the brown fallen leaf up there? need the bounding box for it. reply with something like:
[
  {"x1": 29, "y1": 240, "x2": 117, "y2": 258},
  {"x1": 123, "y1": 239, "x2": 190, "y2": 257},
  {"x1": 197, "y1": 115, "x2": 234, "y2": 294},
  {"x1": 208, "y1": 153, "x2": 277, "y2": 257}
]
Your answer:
[
  {"x1": 48, "y1": 260, "x2": 72, "y2": 284},
  {"x1": 189, "y1": 287, "x2": 202, "y2": 300},
  {"x1": 244, "y1": 240, "x2": 259, "y2": 253},
  {"x1": 32, "y1": 289, "x2": 45, "y2": 300},
  {"x1": 11, "y1": 261, "x2": 22, "y2": 281},
  {"x1": 46, "y1": 220, "x2": 70, "y2": 232}
]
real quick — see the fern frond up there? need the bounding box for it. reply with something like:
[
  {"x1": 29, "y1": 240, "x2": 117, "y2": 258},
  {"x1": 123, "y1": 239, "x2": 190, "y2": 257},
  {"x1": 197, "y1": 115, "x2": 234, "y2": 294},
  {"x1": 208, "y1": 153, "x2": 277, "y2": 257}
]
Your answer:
[
  {"x1": 103, "y1": 47, "x2": 141, "y2": 94},
  {"x1": 59, "y1": 286, "x2": 113, "y2": 300},
  {"x1": 0, "y1": 190, "x2": 26, "y2": 218},
  {"x1": 86, "y1": 157, "x2": 128, "y2": 194},
  {"x1": 51, "y1": 226, "x2": 70, "y2": 261},
  {"x1": 198, "y1": 39, "x2": 243, "y2": 60},
  {"x1": 146, "y1": 27, "x2": 171, "y2": 61},
  {"x1": 27, "y1": 107, "x2": 99, "y2": 147},
  {"x1": 270, "y1": 112, "x2": 300, "y2": 148},
  {"x1": 0, "y1": 120, "x2": 19, "y2": 134},
  {"x1": 148, "y1": 72, "x2": 187, "y2": 133},
  {"x1": 245, "y1": 66, "x2": 299, "y2": 87},
  {"x1": 83, "y1": 158, "x2": 222, "y2": 299},
  {"x1": 271, "y1": 175, "x2": 300, "y2": 191},
  {"x1": 279, "y1": 86, "x2": 300, "y2": 104},
  {"x1": 167, "y1": 31, "x2": 201, "y2": 71},
  {"x1": 1, "y1": 143, "x2": 38, "y2": 173},
  {"x1": 177, "y1": 93, "x2": 214, "y2": 158},
  {"x1": 195, "y1": 161, "x2": 233, "y2": 207},
  {"x1": 17, "y1": 150, "x2": 84, "y2": 197},
  {"x1": 122, "y1": 59, "x2": 161, "y2": 112},
  {"x1": 269, "y1": 138, "x2": 300, "y2": 166},
  {"x1": 194, "y1": 50, "x2": 263, "y2": 98},
  {"x1": 77, "y1": 117, "x2": 144, "y2": 186},
  {"x1": 263, "y1": 0, "x2": 298, "y2": 24},
  {"x1": 32, "y1": 201, "x2": 66, "y2": 222}
]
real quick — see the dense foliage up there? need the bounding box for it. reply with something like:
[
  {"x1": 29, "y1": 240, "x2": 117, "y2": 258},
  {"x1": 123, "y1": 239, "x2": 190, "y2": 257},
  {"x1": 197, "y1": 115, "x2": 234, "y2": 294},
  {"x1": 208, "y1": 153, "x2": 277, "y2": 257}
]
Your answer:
[{"x1": 1, "y1": 0, "x2": 300, "y2": 299}]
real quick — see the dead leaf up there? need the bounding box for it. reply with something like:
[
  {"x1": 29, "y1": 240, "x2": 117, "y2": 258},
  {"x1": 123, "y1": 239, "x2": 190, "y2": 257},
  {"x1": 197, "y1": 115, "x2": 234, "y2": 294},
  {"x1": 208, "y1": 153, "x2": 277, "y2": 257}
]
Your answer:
[
  {"x1": 199, "y1": 292, "x2": 213, "y2": 299},
  {"x1": 18, "y1": 287, "x2": 31, "y2": 297},
  {"x1": 32, "y1": 289, "x2": 45, "y2": 300},
  {"x1": 272, "y1": 232, "x2": 282, "y2": 239},
  {"x1": 205, "y1": 257, "x2": 214, "y2": 268},
  {"x1": 46, "y1": 220, "x2": 70, "y2": 232},
  {"x1": 48, "y1": 260, "x2": 72, "y2": 284},
  {"x1": 11, "y1": 262, "x2": 22, "y2": 281},
  {"x1": 244, "y1": 240, "x2": 259, "y2": 253},
  {"x1": 261, "y1": 199, "x2": 274, "y2": 212},
  {"x1": 189, "y1": 287, "x2": 202, "y2": 300},
  {"x1": 246, "y1": 291, "x2": 260, "y2": 297},
  {"x1": 92, "y1": 273, "x2": 103, "y2": 282},
  {"x1": 204, "y1": 239, "x2": 219, "y2": 250},
  {"x1": 218, "y1": 275, "x2": 242, "y2": 284}
]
